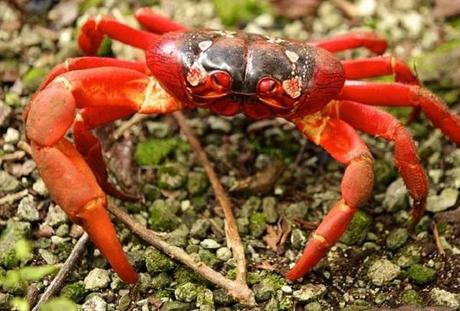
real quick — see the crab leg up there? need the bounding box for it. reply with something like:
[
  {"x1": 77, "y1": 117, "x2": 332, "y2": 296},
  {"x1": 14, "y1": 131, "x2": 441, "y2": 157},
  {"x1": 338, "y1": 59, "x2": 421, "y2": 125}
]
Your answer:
[
  {"x1": 79, "y1": 15, "x2": 159, "y2": 55},
  {"x1": 325, "y1": 100, "x2": 428, "y2": 225},
  {"x1": 24, "y1": 67, "x2": 179, "y2": 283},
  {"x1": 338, "y1": 81, "x2": 460, "y2": 144},
  {"x1": 310, "y1": 32, "x2": 388, "y2": 54},
  {"x1": 342, "y1": 56, "x2": 418, "y2": 84},
  {"x1": 286, "y1": 115, "x2": 374, "y2": 280},
  {"x1": 135, "y1": 8, "x2": 186, "y2": 34}
]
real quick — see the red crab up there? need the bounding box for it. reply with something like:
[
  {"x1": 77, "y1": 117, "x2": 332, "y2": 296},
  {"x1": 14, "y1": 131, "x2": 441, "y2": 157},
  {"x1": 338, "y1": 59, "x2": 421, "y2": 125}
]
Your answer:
[{"x1": 24, "y1": 8, "x2": 460, "y2": 283}]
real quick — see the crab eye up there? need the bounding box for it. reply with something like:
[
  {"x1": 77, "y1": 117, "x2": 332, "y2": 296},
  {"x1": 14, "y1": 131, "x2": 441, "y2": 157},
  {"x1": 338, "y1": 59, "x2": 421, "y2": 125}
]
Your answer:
[
  {"x1": 257, "y1": 78, "x2": 279, "y2": 94},
  {"x1": 211, "y1": 71, "x2": 232, "y2": 90}
]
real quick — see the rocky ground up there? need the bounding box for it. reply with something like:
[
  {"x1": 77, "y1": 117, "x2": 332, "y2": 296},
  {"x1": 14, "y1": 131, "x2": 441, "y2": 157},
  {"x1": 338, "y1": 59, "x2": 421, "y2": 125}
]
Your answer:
[{"x1": 0, "y1": 0, "x2": 460, "y2": 310}]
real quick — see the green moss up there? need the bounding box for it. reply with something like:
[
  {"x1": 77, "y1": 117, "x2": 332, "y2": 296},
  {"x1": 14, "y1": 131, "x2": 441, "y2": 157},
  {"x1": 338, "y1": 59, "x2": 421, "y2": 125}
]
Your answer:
[
  {"x1": 148, "y1": 199, "x2": 181, "y2": 232},
  {"x1": 175, "y1": 282, "x2": 200, "y2": 303},
  {"x1": 157, "y1": 163, "x2": 188, "y2": 190},
  {"x1": 340, "y1": 210, "x2": 372, "y2": 245},
  {"x1": 187, "y1": 171, "x2": 209, "y2": 195},
  {"x1": 174, "y1": 266, "x2": 208, "y2": 285},
  {"x1": 145, "y1": 247, "x2": 176, "y2": 273},
  {"x1": 394, "y1": 244, "x2": 422, "y2": 268},
  {"x1": 60, "y1": 282, "x2": 86, "y2": 303},
  {"x1": 0, "y1": 220, "x2": 31, "y2": 268},
  {"x1": 212, "y1": 0, "x2": 269, "y2": 26},
  {"x1": 198, "y1": 249, "x2": 220, "y2": 269},
  {"x1": 400, "y1": 289, "x2": 422, "y2": 306},
  {"x1": 407, "y1": 264, "x2": 436, "y2": 284},
  {"x1": 151, "y1": 272, "x2": 172, "y2": 290},
  {"x1": 250, "y1": 212, "x2": 267, "y2": 237},
  {"x1": 386, "y1": 228, "x2": 409, "y2": 250},
  {"x1": 135, "y1": 138, "x2": 188, "y2": 166}
]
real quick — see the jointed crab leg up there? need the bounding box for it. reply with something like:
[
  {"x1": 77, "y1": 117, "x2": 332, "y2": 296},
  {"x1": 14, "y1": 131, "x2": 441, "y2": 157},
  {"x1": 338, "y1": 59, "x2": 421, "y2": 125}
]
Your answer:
[
  {"x1": 286, "y1": 116, "x2": 374, "y2": 280},
  {"x1": 79, "y1": 15, "x2": 159, "y2": 55},
  {"x1": 24, "y1": 67, "x2": 179, "y2": 283},
  {"x1": 135, "y1": 8, "x2": 186, "y2": 33},
  {"x1": 339, "y1": 81, "x2": 460, "y2": 144},
  {"x1": 325, "y1": 100, "x2": 428, "y2": 224},
  {"x1": 310, "y1": 32, "x2": 388, "y2": 55},
  {"x1": 38, "y1": 57, "x2": 150, "y2": 91},
  {"x1": 342, "y1": 57, "x2": 418, "y2": 84}
]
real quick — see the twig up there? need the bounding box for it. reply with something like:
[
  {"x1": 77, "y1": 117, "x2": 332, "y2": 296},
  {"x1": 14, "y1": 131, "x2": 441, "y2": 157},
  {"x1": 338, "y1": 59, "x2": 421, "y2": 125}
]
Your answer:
[
  {"x1": 108, "y1": 205, "x2": 255, "y2": 305},
  {"x1": 0, "y1": 150, "x2": 26, "y2": 164},
  {"x1": 31, "y1": 233, "x2": 90, "y2": 311},
  {"x1": 0, "y1": 189, "x2": 28, "y2": 206},
  {"x1": 172, "y1": 111, "x2": 248, "y2": 285},
  {"x1": 431, "y1": 220, "x2": 445, "y2": 256},
  {"x1": 113, "y1": 114, "x2": 148, "y2": 140}
]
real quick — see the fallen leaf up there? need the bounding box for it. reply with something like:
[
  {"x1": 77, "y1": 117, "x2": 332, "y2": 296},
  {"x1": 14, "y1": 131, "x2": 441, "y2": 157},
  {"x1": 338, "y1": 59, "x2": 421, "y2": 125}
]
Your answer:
[
  {"x1": 230, "y1": 158, "x2": 285, "y2": 195},
  {"x1": 263, "y1": 218, "x2": 291, "y2": 252}
]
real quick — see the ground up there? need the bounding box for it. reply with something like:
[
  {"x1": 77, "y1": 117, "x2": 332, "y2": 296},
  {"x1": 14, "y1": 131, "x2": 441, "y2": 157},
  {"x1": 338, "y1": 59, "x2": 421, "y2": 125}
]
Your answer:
[{"x1": 0, "y1": 0, "x2": 460, "y2": 310}]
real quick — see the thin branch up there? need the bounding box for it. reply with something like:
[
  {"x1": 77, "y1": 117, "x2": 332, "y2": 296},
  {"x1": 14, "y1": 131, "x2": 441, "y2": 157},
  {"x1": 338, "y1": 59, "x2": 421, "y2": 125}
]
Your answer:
[
  {"x1": 108, "y1": 205, "x2": 255, "y2": 305},
  {"x1": 172, "y1": 111, "x2": 248, "y2": 285},
  {"x1": 431, "y1": 220, "x2": 445, "y2": 256},
  {"x1": 31, "y1": 233, "x2": 90, "y2": 311}
]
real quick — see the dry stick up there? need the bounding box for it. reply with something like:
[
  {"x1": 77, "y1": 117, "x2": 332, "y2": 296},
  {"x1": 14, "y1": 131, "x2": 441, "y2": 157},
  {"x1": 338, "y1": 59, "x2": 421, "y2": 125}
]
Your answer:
[
  {"x1": 432, "y1": 220, "x2": 446, "y2": 256},
  {"x1": 32, "y1": 233, "x2": 90, "y2": 311},
  {"x1": 172, "y1": 111, "x2": 248, "y2": 285},
  {"x1": 108, "y1": 205, "x2": 255, "y2": 305},
  {"x1": 0, "y1": 189, "x2": 29, "y2": 206}
]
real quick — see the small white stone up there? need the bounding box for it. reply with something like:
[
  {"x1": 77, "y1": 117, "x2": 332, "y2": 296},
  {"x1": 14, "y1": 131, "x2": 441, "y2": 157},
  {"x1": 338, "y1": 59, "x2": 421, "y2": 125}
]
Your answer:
[
  {"x1": 4, "y1": 128, "x2": 20, "y2": 144},
  {"x1": 200, "y1": 239, "x2": 221, "y2": 249},
  {"x1": 32, "y1": 178, "x2": 48, "y2": 196},
  {"x1": 281, "y1": 285, "x2": 293, "y2": 294},
  {"x1": 84, "y1": 268, "x2": 111, "y2": 290}
]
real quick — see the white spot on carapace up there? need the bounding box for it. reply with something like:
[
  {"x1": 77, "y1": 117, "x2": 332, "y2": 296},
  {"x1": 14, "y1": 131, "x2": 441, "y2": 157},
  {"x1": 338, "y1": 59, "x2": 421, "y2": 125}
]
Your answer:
[
  {"x1": 53, "y1": 77, "x2": 72, "y2": 90},
  {"x1": 186, "y1": 63, "x2": 207, "y2": 87},
  {"x1": 282, "y1": 76, "x2": 302, "y2": 99},
  {"x1": 285, "y1": 50, "x2": 299, "y2": 63},
  {"x1": 198, "y1": 40, "x2": 213, "y2": 51}
]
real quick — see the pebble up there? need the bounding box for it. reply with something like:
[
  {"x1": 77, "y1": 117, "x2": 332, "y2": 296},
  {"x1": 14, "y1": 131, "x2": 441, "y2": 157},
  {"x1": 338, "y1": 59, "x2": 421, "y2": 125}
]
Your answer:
[
  {"x1": 430, "y1": 288, "x2": 460, "y2": 309},
  {"x1": 3, "y1": 128, "x2": 20, "y2": 144},
  {"x1": 356, "y1": 0, "x2": 377, "y2": 16},
  {"x1": 216, "y1": 247, "x2": 232, "y2": 261},
  {"x1": 45, "y1": 204, "x2": 68, "y2": 227},
  {"x1": 200, "y1": 239, "x2": 221, "y2": 249},
  {"x1": 82, "y1": 295, "x2": 107, "y2": 311},
  {"x1": 38, "y1": 248, "x2": 57, "y2": 265},
  {"x1": 175, "y1": 282, "x2": 199, "y2": 302},
  {"x1": 293, "y1": 284, "x2": 327, "y2": 303},
  {"x1": 84, "y1": 268, "x2": 111, "y2": 290},
  {"x1": 0, "y1": 170, "x2": 20, "y2": 193},
  {"x1": 426, "y1": 188, "x2": 459, "y2": 212},
  {"x1": 17, "y1": 195, "x2": 40, "y2": 221},
  {"x1": 262, "y1": 197, "x2": 278, "y2": 224},
  {"x1": 383, "y1": 178, "x2": 408, "y2": 212},
  {"x1": 386, "y1": 228, "x2": 409, "y2": 250},
  {"x1": 190, "y1": 219, "x2": 210, "y2": 238},
  {"x1": 367, "y1": 259, "x2": 401, "y2": 286},
  {"x1": 0, "y1": 100, "x2": 12, "y2": 127},
  {"x1": 281, "y1": 285, "x2": 293, "y2": 294},
  {"x1": 32, "y1": 178, "x2": 48, "y2": 196}
]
